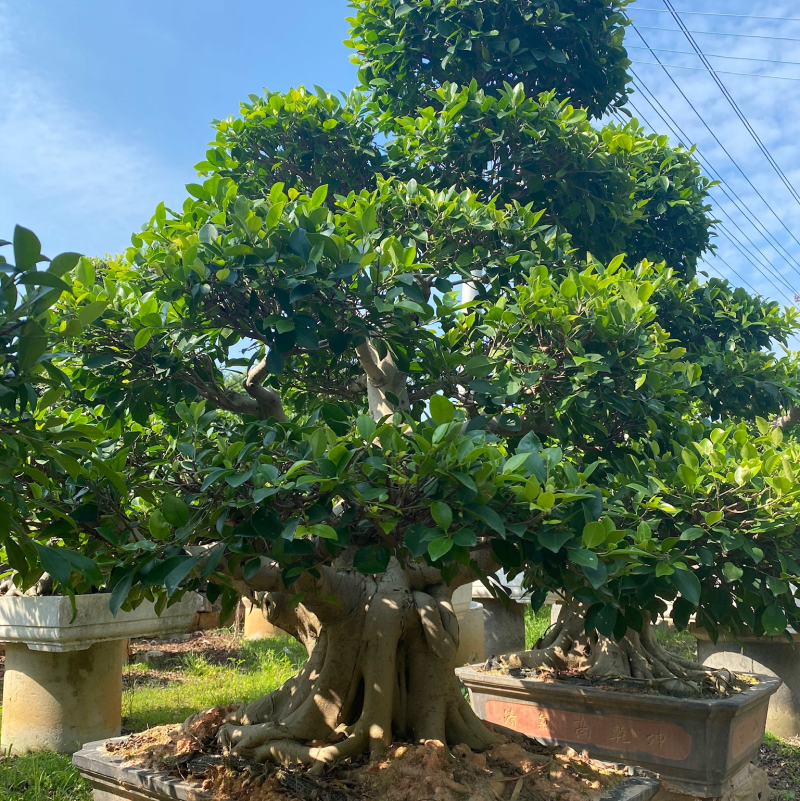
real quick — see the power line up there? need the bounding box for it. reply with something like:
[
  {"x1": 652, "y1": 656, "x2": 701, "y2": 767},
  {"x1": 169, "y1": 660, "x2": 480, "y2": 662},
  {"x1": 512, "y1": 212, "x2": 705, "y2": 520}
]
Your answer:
[
  {"x1": 624, "y1": 82, "x2": 800, "y2": 299},
  {"x1": 664, "y1": 0, "x2": 800, "y2": 210},
  {"x1": 636, "y1": 25, "x2": 800, "y2": 44},
  {"x1": 626, "y1": 44, "x2": 800, "y2": 70},
  {"x1": 627, "y1": 18, "x2": 800, "y2": 263},
  {"x1": 635, "y1": 61, "x2": 800, "y2": 82},
  {"x1": 704, "y1": 253, "x2": 761, "y2": 297},
  {"x1": 624, "y1": 96, "x2": 795, "y2": 300},
  {"x1": 633, "y1": 8, "x2": 800, "y2": 23},
  {"x1": 626, "y1": 82, "x2": 800, "y2": 291}
]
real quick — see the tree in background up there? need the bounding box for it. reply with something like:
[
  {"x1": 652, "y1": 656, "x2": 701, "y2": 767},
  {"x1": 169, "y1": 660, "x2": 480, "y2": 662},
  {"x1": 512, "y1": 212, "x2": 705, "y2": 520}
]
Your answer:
[{"x1": 5, "y1": 0, "x2": 800, "y2": 772}]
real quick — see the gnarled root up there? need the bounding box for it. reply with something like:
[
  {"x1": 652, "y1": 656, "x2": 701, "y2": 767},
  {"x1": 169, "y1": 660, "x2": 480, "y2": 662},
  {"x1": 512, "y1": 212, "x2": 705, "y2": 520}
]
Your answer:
[
  {"x1": 501, "y1": 604, "x2": 737, "y2": 697},
  {"x1": 210, "y1": 559, "x2": 497, "y2": 772}
]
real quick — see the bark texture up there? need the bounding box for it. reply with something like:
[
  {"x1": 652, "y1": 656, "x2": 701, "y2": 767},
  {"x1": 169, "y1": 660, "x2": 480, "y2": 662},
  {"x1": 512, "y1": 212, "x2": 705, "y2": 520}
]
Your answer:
[
  {"x1": 500, "y1": 603, "x2": 736, "y2": 696},
  {"x1": 214, "y1": 558, "x2": 496, "y2": 772}
]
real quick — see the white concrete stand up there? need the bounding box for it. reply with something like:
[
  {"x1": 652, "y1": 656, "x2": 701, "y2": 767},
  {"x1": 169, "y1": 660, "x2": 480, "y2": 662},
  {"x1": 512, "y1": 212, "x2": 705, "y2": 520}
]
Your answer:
[{"x1": 0, "y1": 593, "x2": 198, "y2": 754}]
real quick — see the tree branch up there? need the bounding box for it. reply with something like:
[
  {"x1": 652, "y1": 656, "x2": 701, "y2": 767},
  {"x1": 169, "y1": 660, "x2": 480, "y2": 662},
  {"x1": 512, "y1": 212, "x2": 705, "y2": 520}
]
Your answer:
[
  {"x1": 355, "y1": 342, "x2": 389, "y2": 387},
  {"x1": 244, "y1": 356, "x2": 286, "y2": 421},
  {"x1": 774, "y1": 406, "x2": 800, "y2": 430}
]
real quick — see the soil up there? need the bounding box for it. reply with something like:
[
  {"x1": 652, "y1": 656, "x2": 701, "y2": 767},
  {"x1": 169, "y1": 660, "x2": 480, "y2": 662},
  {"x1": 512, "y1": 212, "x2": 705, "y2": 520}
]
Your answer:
[
  {"x1": 106, "y1": 707, "x2": 626, "y2": 801},
  {"x1": 759, "y1": 736, "x2": 800, "y2": 798},
  {"x1": 476, "y1": 662, "x2": 749, "y2": 700}
]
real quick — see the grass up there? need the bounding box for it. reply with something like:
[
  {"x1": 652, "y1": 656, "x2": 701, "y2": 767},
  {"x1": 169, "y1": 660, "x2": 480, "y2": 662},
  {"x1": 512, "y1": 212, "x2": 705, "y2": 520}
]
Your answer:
[
  {"x1": 525, "y1": 604, "x2": 553, "y2": 649},
  {"x1": 123, "y1": 635, "x2": 307, "y2": 731},
  {"x1": 762, "y1": 732, "x2": 800, "y2": 799},
  {"x1": 0, "y1": 752, "x2": 92, "y2": 801}
]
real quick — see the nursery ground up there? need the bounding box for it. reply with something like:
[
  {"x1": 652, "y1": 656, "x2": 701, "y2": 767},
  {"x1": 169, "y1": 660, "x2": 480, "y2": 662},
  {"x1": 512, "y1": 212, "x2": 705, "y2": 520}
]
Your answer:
[{"x1": 0, "y1": 612, "x2": 795, "y2": 799}]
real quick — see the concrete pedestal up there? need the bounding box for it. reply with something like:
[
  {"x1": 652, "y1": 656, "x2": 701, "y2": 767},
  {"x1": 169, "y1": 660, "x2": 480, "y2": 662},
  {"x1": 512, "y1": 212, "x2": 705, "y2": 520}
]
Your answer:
[
  {"x1": 479, "y1": 597, "x2": 525, "y2": 657},
  {"x1": 0, "y1": 593, "x2": 198, "y2": 754},
  {"x1": 694, "y1": 627, "x2": 800, "y2": 738},
  {"x1": 2, "y1": 640, "x2": 124, "y2": 755},
  {"x1": 242, "y1": 598, "x2": 288, "y2": 640},
  {"x1": 455, "y1": 602, "x2": 485, "y2": 667}
]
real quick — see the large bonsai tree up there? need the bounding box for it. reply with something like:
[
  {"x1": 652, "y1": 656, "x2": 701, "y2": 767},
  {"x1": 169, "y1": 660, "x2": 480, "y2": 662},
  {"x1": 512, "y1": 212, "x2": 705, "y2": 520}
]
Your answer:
[{"x1": 6, "y1": 0, "x2": 800, "y2": 773}]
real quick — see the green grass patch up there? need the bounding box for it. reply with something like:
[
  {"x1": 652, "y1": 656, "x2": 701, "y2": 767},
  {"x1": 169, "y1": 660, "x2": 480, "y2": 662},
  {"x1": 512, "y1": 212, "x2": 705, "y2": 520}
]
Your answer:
[
  {"x1": 0, "y1": 752, "x2": 91, "y2": 801},
  {"x1": 123, "y1": 635, "x2": 307, "y2": 731},
  {"x1": 653, "y1": 626, "x2": 697, "y2": 662},
  {"x1": 525, "y1": 605, "x2": 553, "y2": 650}
]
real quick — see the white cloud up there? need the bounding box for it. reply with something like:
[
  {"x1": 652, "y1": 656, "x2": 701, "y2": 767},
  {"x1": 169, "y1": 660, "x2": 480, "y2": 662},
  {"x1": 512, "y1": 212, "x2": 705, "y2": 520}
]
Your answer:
[{"x1": 0, "y1": 2, "x2": 184, "y2": 257}]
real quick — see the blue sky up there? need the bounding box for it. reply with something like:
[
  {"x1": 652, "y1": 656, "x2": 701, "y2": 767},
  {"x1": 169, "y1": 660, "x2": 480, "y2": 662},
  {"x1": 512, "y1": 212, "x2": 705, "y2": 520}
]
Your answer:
[{"x1": 3, "y1": 0, "x2": 800, "y2": 311}]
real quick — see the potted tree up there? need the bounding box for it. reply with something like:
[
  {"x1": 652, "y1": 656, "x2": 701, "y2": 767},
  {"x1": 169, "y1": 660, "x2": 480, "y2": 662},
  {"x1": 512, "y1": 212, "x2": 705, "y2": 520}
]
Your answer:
[{"x1": 2, "y1": 1, "x2": 798, "y2": 799}]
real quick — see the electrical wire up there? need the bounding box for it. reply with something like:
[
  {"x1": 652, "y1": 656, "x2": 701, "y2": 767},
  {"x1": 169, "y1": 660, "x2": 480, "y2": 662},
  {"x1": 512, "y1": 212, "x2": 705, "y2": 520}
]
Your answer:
[
  {"x1": 625, "y1": 83, "x2": 800, "y2": 292},
  {"x1": 618, "y1": 95, "x2": 795, "y2": 300},
  {"x1": 626, "y1": 44, "x2": 800, "y2": 70},
  {"x1": 626, "y1": 18, "x2": 800, "y2": 263},
  {"x1": 633, "y1": 8, "x2": 800, "y2": 23},
  {"x1": 635, "y1": 61, "x2": 800, "y2": 82},
  {"x1": 663, "y1": 0, "x2": 800, "y2": 210},
  {"x1": 635, "y1": 25, "x2": 800, "y2": 44}
]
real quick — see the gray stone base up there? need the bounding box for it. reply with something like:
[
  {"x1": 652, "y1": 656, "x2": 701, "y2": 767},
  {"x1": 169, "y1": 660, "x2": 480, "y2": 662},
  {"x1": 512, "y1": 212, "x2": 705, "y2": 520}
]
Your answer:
[
  {"x1": 74, "y1": 739, "x2": 660, "y2": 801},
  {"x1": 481, "y1": 597, "x2": 526, "y2": 656}
]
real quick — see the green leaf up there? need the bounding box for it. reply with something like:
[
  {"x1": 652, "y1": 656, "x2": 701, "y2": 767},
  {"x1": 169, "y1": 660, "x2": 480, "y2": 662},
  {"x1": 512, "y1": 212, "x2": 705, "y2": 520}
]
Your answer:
[
  {"x1": 453, "y1": 529, "x2": 477, "y2": 547},
  {"x1": 670, "y1": 567, "x2": 701, "y2": 605},
  {"x1": 560, "y1": 278, "x2": 577, "y2": 298},
  {"x1": 162, "y1": 495, "x2": 190, "y2": 527},
  {"x1": 428, "y1": 537, "x2": 454, "y2": 561},
  {"x1": 538, "y1": 529, "x2": 573, "y2": 553},
  {"x1": 266, "y1": 349, "x2": 285, "y2": 375},
  {"x1": 109, "y1": 570, "x2": 134, "y2": 616},
  {"x1": 762, "y1": 604, "x2": 788, "y2": 636},
  {"x1": 61, "y1": 550, "x2": 103, "y2": 587},
  {"x1": 48, "y1": 252, "x2": 81, "y2": 278},
  {"x1": 429, "y1": 394, "x2": 455, "y2": 425},
  {"x1": 356, "y1": 415, "x2": 376, "y2": 441},
  {"x1": 17, "y1": 321, "x2": 47, "y2": 371},
  {"x1": 78, "y1": 300, "x2": 108, "y2": 327},
  {"x1": 722, "y1": 562, "x2": 744, "y2": 582},
  {"x1": 310, "y1": 185, "x2": 329, "y2": 209},
  {"x1": 465, "y1": 355, "x2": 494, "y2": 377},
  {"x1": 164, "y1": 555, "x2": 203, "y2": 597},
  {"x1": 431, "y1": 501, "x2": 453, "y2": 531},
  {"x1": 353, "y1": 544, "x2": 391, "y2": 574},
  {"x1": 198, "y1": 223, "x2": 218, "y2": 244},
  {"x1": 134, "y1": 328, "x2": 152, "y2": 349},
  {"x1": 704, "y1": 510, "x2": 723, "y2": 526},
  {"x1": 14, "y1": 226, "x2": 42, "y2": 271},
  {"x1": 680, "y1": 526, "x2": 705, "y2": 541},
  {"x1": 33, "y1": 544, "x2": 72, "y2": 585},
  {"x1": 464, "y1": 503, "x2": 505, "y2": 536},
  {"x1": 569, "y1": 549, "x2": 599, "y2": 570},
  {"x1": 582, "y1": 521, "x2": 606, "y2": 549}
]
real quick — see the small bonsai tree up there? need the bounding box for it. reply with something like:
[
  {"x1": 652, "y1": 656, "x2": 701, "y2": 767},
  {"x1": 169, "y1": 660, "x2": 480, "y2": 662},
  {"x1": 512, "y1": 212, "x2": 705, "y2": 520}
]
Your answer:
[{"x1": 6, "y1": 0, "x2": 800, "y2": 773}]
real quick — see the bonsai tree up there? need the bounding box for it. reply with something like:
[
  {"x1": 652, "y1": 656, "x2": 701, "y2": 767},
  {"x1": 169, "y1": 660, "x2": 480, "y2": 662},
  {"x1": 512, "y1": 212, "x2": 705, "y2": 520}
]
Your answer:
[{"x1": 6, "y1": 0, "x2": 800, "y2": 773}]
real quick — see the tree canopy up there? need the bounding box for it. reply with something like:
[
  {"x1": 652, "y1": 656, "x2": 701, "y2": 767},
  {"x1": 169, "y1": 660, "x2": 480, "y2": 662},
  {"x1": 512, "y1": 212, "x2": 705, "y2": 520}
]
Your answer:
[{"x1": 4, "y1": 0, "x2": 800, "y2": 653}]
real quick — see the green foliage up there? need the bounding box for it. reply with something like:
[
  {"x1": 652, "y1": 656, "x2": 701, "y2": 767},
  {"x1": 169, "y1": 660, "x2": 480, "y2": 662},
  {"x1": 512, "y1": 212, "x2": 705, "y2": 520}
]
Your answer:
[
  {"x1": 347, "y1": 0, "x2": 631, "y2": 118},
  {"x1": 383, "y1": 82, "x2": 712, "y2": 275},
  {"x1": 5, "y1": 0, "x2": 800, "y2": 648}
]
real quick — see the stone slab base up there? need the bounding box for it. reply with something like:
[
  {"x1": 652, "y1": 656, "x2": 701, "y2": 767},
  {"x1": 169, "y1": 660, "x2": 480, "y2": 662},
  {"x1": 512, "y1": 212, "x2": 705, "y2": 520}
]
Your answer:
[
  {"x1": 74, "y1": 739, "x2": 660, "y2": 801},
  {"x1": 653, "y1": 763, "x2": 769, "y2": 801}
]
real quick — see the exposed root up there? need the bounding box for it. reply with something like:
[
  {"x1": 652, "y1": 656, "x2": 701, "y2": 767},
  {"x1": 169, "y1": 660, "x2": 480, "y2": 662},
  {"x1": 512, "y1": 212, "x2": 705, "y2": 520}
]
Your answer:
[
  {"x1": 500, "y1": 604, "x2": 738, "y2": 697},
  {"x1": 209, "y1": 558, "x2": 498, "y2": 771}
]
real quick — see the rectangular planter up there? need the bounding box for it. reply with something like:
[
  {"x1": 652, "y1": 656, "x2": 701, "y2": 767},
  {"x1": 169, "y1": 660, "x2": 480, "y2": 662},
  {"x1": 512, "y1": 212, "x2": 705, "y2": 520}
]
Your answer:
[
  {"x1": 73, "y1": 738, "x2": 661, "y2": 801},
  {"x1": 457, "y1": 666, "x2": 780, "y2": 798}
]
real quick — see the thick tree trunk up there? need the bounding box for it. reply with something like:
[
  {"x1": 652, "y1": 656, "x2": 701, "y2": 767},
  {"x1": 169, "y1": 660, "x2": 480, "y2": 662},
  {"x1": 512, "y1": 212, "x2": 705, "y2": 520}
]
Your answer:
[
  {"x1": 500, "y1": 603, "x2": 736, "y2": 697},
  {"x1": 215, "y1": 559, "x2": 497, "y2": 773}
]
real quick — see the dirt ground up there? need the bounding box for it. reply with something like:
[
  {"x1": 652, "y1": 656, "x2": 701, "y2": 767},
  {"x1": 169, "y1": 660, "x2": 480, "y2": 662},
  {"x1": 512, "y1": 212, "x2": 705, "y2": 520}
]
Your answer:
[{"x1": 759, "y1": 736, "x2": 800, "y2": 798}]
